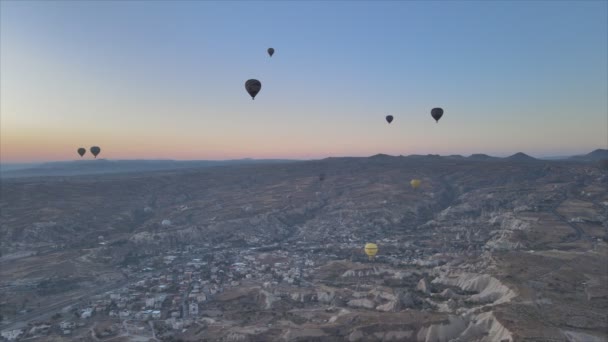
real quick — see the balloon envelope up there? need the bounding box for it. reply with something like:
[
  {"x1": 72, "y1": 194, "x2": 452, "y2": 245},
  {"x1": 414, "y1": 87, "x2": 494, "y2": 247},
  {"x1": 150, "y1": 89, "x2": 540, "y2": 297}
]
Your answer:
[
  {"x1": 319, "y1": 173, "x2": 326, "y2": 181},
  {"x1": 431, "y1": 108, "x2": 444, "y2": 122},
  {"x1": 267, "y1": 48, "x2": 274, "y2": 57},
  {"x1": 90, "y1": 146, "x2": 101, "y2": 158},
  {"x1": 364, "y1": 243, "x2": 378, "y2": 259},
  {"x1": 410, "y1": 179, "x2": 421, "y2": 189},
  {"x1": 386, "y1": 115, "x2": 393, "y2": 124},
  {"x1": 77, "y1": 148, "x2": 86, "y2": 157},
  {"x1": 245, "y1": 79, "x2": 262, "y2": 100}
]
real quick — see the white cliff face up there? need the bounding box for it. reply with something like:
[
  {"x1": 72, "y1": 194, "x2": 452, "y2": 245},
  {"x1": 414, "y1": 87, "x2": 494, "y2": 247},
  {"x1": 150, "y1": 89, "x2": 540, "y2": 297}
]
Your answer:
[
  {"x1": 371, "y1": 288, "x2": 396, "y2": 301},
  {"x1": 488, "y1": 213, "x2": 532, "y2": 231},
  {"x1": 341, "y1": 267, "x2": 392, "y2": 278},
  {"x1": 290, "y1": 292, "x2": 305, "y2": 302},
  {"x1": 431, "y1": 272, "x2": 516, "y2": 305},
  {"x1": 417, "y1": 278, "x2": 431, "y2": 294},
  {"x1": 437, "y1": 203, "x2": 478, "y2": 221},
  {"x1": 416, "y1": 312, "x2": 513, "y2": 342},
  {"x1": 457, "y1": 311, "x2": 513, "y2": 342},
  {"x1": 485, "y1": 234, "x2": 524, "y2": 251},
  {"x1": 437, "y1": 288, "x2": 461, "y2": 300},
  {"x1": 341, "y1": 270, "x2": 358, "y2": 278},
  {"x1": 258, "y1": 289, "x2": 277, "y2": 310},
  {"x1": 347, "y1": 298, "x2": 376, "y2": 309},
  {"x1": 316, "y1": 290, "x2": 335, "y2": 303},
  {"x1": 226, "y1": 332, "x2": 247, "y2": 342},
  {"x1": 485, "y1": 213, "x2": 531, "y2": 251},
  {"x1": 393, "y1": 270, "x2": 413, "y2": 279},
  {"x1": 415, "y1": 269, "x2": 516, "y2": 341},
  {"x1": 375, "y1": 299, "x2": 399, "y2": 312},
  {"x1": 417, "y1": 315, "x2": 468, "y2": 342},
  {"x1": 328, "y1": 308, "x2": 351, "y2": 324}
]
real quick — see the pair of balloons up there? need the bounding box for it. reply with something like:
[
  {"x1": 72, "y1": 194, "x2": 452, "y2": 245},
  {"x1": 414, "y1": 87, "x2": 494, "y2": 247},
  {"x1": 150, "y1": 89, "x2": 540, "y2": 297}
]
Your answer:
[
  {"x1": 244, "y1": 48, "x2": 275, "y2": 100},
  {"x1": 385, "y1": 108, "x2": 444, "y2": 124},
  {"x1": 77, "y1": 146, "x2": 101, "y2": 158}
]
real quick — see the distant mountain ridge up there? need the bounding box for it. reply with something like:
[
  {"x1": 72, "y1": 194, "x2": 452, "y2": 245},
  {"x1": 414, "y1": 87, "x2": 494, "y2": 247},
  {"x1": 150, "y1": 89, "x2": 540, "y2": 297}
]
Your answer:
[
  {"x1": 569, "y1": 149, "x2": 608, "y2": 161},
  {"x1": 0, "y1": 159, "x2": 300, "y2": 178},
  {"x1": 505, "y1": 152, "x2": 538, "y2": 162},
  {"x1": 2, "y1": 149, "x2": 604, "y2": 179},
  {"x1": 468, "y1": 154, "x2": 497, "y2": 160}
]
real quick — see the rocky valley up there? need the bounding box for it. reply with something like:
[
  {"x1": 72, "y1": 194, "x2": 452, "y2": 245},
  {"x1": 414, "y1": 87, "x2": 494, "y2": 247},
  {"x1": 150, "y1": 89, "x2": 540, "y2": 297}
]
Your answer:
[{"x1": 1, "y1": 154, "x2": 607, "y2": 341}]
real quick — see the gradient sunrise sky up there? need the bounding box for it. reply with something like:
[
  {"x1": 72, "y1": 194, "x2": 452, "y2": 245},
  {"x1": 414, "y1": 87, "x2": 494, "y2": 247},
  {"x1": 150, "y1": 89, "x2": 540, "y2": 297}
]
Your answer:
[{"x1": 1, "y1": 1, "x2": 607, "y2": 163}]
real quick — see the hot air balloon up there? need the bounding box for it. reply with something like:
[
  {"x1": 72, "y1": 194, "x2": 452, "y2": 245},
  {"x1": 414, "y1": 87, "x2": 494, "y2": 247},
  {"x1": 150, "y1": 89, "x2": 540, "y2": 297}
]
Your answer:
[
  {"x1": 90, "y1": 146, "x2": 101, "y2": 158},
  {"x1": 268, "y1": 48, "x2": 275, "y2": 57},
  {"x1": 431, "y1": 108, "x2": 444, "y2": 123},
  {"x1": 364, "y1": 243, "x2": 378, "y2": 261},
  {"x1": 319, "y1": 173, "x2": 326, "y2": 182},
  {"x1": 410, "y1": 179, "x2": 421, "y2": 189},
  {"x1": 245, "y1": 79, "x2": 262, "y2": 100},
  {"x1": 386, "y1": 115, "x2": 393, "y2": 124},
  {"x1": 77, "y1": 148, "x2": 86, "y2": 157}
]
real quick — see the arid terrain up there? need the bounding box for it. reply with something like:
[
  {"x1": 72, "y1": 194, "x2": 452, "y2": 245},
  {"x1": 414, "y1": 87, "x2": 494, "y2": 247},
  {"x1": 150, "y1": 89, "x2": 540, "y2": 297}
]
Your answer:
[{"x1": 1, "y1": 153, "x2": 607, "y2": 341}]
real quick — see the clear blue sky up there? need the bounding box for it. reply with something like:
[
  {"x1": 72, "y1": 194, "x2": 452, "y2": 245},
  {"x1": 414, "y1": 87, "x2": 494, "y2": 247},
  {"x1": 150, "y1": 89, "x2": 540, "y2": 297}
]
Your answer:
[{"x1": 1, "y1": 1, "x2": 607, "y2": 162}]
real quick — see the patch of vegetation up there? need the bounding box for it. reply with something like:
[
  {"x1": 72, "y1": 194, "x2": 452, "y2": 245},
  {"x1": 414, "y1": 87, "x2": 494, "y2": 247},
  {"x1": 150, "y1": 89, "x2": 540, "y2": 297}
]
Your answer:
[{"x1": 36, "y1": 277, "x2": 80, "y2": 295}]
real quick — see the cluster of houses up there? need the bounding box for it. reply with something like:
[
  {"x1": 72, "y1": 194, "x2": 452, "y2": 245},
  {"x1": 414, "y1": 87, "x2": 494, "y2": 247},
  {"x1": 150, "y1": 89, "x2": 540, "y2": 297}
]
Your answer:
[
  {"x1": 2, "y1": 239, "x2": 454, "y2": 341},
  {"x1": 1, "y1": 244, "x2": 322, "y2": 341}
]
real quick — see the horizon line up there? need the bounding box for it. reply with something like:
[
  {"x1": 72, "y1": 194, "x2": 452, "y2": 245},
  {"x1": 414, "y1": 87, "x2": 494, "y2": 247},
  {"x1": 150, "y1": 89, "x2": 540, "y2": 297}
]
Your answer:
[{"x1": 1, "y1": 148, "x2": 605, "y2": 165}]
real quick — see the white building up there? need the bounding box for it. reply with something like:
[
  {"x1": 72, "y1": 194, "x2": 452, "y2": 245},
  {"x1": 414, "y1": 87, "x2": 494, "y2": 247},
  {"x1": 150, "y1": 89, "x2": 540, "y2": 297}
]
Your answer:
[
  {"x1": 59, "y1": 321, "x2": 75, "y2": 330},
  {"x1": 81, "y1": 307, "x2": 93, "y2": 319},
  {"x1": 1, "y1": 329, "x2": 23, "y2": 341},
  {"x1": 189, "y1": 302, "x2": 199, "y2": 316},
  {"x1": 172, "y1": 320, "x2": 183, "y2": 330},
  {"x1": 145, "y1": 298, "x2": 155, "y2": 308}
]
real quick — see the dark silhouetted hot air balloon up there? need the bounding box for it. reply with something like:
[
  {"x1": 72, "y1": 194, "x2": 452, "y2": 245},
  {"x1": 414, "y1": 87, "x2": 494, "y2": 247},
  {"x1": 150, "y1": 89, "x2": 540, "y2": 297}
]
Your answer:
[
  {"x1": 431, "y1": 108, "x2": 444, "y2": 123},
  {"x1": 386, "y1": 115, "x2": 393, "y2": 124},
  {"x1": 268, "y1": 48, "x2": 274, "y2": 57},
  {"x1": 245, "y1": 79, "x2": 262, "y2": 100},
  {"x1": 77, "y1": 148, "x2": 86, "y2": 157},
  {"x1": 90, "y1": 146, "x2": 101, "y2": 158},
  {"x1": 319, "y1": 173, "x2": 326, "y2": 182}
]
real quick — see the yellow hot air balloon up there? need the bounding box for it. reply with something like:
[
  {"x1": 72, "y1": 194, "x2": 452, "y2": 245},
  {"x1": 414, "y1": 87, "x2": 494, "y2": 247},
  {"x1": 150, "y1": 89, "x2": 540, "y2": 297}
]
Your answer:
[
  {"x1": 364, "y1": 243, "x2": 378, "y2": 260},
  {"x1": 410, "y1": 179, "x2": 421, "y2": 189}
]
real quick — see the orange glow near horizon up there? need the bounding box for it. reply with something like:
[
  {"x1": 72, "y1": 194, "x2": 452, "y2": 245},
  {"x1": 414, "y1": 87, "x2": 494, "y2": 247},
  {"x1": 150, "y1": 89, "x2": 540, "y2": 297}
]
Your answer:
[
  {"x1": 1, "y1": 1, "x2": 606, "y2": 164},
  {"x1": 0, "y1": 135, "x2": 402, "y2": 163}
]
